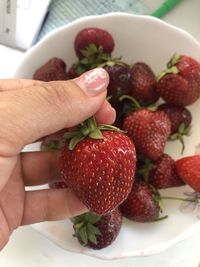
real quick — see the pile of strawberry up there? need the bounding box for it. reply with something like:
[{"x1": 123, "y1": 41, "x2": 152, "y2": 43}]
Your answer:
[{"x1": 34, "y1": 27, "x2": 200, "y2": 250}]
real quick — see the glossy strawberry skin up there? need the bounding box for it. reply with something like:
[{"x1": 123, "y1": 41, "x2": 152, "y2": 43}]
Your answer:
[
  {"x1": 157, "y1": 55, "x2": 200, "y2": 106},
  {"x1": 130, "y1": 62, "x2": 159, "y2": 104},
  {"x1": 176, "y1": 55, "x2": 200, "y2": 77},
  {"x1": 120, "y1": 180, "x2": 160, "y2": 222},
  {"x1": 157, "y1": 103, "x2": 192, "y2": 134},
  {"x1": 87, "y1": 209, "x2": 122, "y2": 250},
  {"x1": 104, "y1": 64, "x2": 132, "y2": 100},
  {"x1": 176, "y1": 155, "x2": 200, "y2": 192},
  {"x1": 149, "y1": 154, "x2": 185, "y2": 189},
  {"x1": 74, "y1": 28, "x2": 114, "y2": 58},
  {"x1": 33, "y1": 57, "x2": 69, "y2": 81},
  {"x1": 60, "y1": 131, "x2": 136, "y2": 215},
  {"x1": 122, "y1": 109, "x2": 171, "y2": 160}
]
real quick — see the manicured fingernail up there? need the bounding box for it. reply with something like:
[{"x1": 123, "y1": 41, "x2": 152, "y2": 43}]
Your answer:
[{"x1": 74, "y1": 68, "x2": 109, "y2": 96}]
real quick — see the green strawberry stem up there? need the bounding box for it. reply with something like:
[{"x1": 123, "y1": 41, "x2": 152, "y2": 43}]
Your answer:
[
  {"x1": 169, "y1": 123, "x2": 191, "y2": 154},
  {"x1": 119, "y1": 95, "x2": 142, "y2": 110},
  {"x1": 63, "y1": 116, "x2": 123, "y2": 150},
  {"x1": 161, "y1": 196, "x2": 200, "y2": 204},
  {"x1": 154, "y1": 215, "x2": 168, "y2": 222}
]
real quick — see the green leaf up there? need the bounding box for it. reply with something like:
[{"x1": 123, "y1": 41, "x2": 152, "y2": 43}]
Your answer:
[
  {"x1": 88, "y1": 231, "x2": 98, "y2": 244},
  {"x1": 89, "y1": 128, "x2": 104, "y2": 139},
  {"x1": 87, "y1": 116, "x2": 97, "y2": 131},
  {"x1": 78, "y1": 226, "x2": 88, "y2": 245},
  {"x1": 40, "y1": 140, "x2": 64, "y2": 151},
  {"x1": 85, "y1": 212, "x2": 101, "y2": 224},
  {"x1": 63, "y1": 131, "x2": 79, "y2": 140},
  {"x1": 157, "y1": 66, "x2": 179, "y2": 81},
  {"x1": 80, "y1": 58, "x2": 89, "y2": 65},
  {"x1": 69, "y1": 135, "x2": 85, "y2": 150},
  {"x1": 87, "y1": 223, "x2": 101, "y2": 236}
]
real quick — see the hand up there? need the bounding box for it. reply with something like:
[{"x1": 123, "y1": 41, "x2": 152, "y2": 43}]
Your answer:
[{"x1": 0, "y1": 68, "x2": 115, "y2": 249}]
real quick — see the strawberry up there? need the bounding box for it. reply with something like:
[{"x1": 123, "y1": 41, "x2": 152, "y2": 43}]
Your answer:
[
  {"x1": 157, "y1": 103, "x2": 192, "y2": 134},
  {"x1": 156, "y1": 54, "x2": 200, "y2": 106},
  {"x1": 157, "y1": 103, "x2": 192, "y2": 153},
  {"x1": 33, "y1": 57, "x2": 69, "y2": 81},
  {"x1": 149, "y1": 154, "x2": 185, "y2": 189},
  {"x1": 176, "y1": 155, "x2": 200, "y2": 192},
  {"x1": 74, "y1": 27, "x2": 114, "y2": 58},
  {"x1": 59, "y1": 117, "x2": 136, "y2": 215},
  {"x1": 130, "y1": 62, "x2": 159, "y2": 104},
  {"x1": 49, "y1": 181, "x2": 68, "y2": 189},
  {"x1": 72, "y1": 209, "x2": 122, "y2": 249},
  {"x1": 122, "y1": 109, "x2": 171, "y2": 160},
  {"x1": 104, "y1": 63, "x2": 131, "y2": 101},
  {"x1": 120, "y1": 180, "x2": 160, "y2": 222}
]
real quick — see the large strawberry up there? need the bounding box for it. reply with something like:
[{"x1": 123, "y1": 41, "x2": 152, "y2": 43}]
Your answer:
[
  {"x1": 33, "y1": 57, "x2": 69, "y2": 81},
  {"x1": 149, "y1": 154, "x2": 185, "y2": 189},
  {"x1": 120, "y1": 180, "x2": 160, "y2": 222},
  {"x1": 74, "y1": 27, "x2": 114, "y2": 59},
  {"x1": 72, "y1": 209, "x2": 122, "y2": 250},
  {"x1": 122, "y1": 109, "x2": 171, "y2": 160},
  {"x1": 156, "y1": 54, "x2": 200, "y2": 106},
  {"x1": 176, "y1": 155, "x2": 200, "y2": 192},
  {"x1": 59, "y1": 117, "x2": 136, "y2": 215},
  {"x1": 130, "y1": 62, "x2": 159, "y2": 104}
]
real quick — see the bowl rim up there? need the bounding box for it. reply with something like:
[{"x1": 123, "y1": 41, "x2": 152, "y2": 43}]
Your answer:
[{"x1": 14, "y1": 12, "x2": 200, "y2": 78}]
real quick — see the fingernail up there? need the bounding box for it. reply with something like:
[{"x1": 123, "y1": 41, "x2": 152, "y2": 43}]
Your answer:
[{"x1": 74, "y1": 68, "x2": 109, "y2": 96}]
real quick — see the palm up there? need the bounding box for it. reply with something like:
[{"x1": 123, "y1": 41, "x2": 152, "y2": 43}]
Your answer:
[{"x1": 0, "y1": 156, "x2": 25, "y2": 247}]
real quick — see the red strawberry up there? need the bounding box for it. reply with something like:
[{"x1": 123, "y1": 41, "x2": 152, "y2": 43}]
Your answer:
[
  {"x1": 104, "y1": 63, "x2": 131, "y2": 100},
  {"x1": 33, "y1": 57, "x2": 69, "y2": 81},
  {"x1": 157, "y1": 103, "x2": 192, "y2": 134},
  {"x1": 122, "y1": 109, "x2": 171, "y2": 160},
  {"x1": 59, "y1": 118, "x2": 136, "y2": 215},
  {"x1": 72, "y1": 209, "x2": 122, "y2": 249},
  {"x1": 49, "y1": 181, "x2": 68, "y2": 189},
  {"x1": 74, "y1": 27, "x2": 114, "y2": 58},
  {"x1": 149, "y1": 154, "x2": 185, "y2": 189},
  {"x1": 157, "y1": 54, "x2": 200, "y2": 106},
  {"x1": 104, "y1": 63, "x2": 132, "y2": 119},
  {"x1": 176, "y1": 155, "x2": 200, "y2": 192},
  {"x1": 130, "y1": 62, "x2": 159, "y2": 104},
  {"x1": 120, "y1": 180, "x2": 160, "y2": 222}
]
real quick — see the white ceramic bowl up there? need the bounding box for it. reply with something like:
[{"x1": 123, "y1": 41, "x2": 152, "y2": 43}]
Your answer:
[{"x1": 15, "y1": 13, "x2": 200, "y2": 260}]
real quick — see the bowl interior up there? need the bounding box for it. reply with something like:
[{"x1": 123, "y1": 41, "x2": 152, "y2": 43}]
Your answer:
[{"x1": 15, "y1": 13, "x2": 200, "y2": 259}]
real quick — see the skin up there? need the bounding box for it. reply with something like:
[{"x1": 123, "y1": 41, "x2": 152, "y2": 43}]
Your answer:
[{"x1": 0, "y1": 70, "x2": 115, "y2": 249}]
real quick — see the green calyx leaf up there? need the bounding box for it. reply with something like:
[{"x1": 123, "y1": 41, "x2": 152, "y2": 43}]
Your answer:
[
  {"x1": 72, "y1": 212, "x2": 102, "y2": 246},
  {"x1": 63, "y1": 116, "x2": 122, "y2": 150},
  {"x1": 150, "y1": 185, "x2": 163, "y2": 212},
  {"x1": 157, "y1": 66, "x2": 179, "y2": 81},
  {"x1": 137, "y1": 158, "x2": 155, "y2": 183},
  {"x1": 40, "y1": 139, "x2": 64, "y2": 151},
  {"x1": 167, "y1": 53, "x2": 181, "y2": 68}
]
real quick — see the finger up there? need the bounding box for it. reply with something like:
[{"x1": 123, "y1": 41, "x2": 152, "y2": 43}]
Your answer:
[
  {"x1": 95, "y1": 100, "x2": 116, "y2": 124},
  {"x1": 21, "y1": 151, "x2": 61, "y2": 186},
  {"x1": 0, "y1": 68, "x2": 109, "y2": 156},
  {"x1": 0, "y1": 79, "x2": 42, "y2": 91},
  {"x1": 21, "y1": 188, "x2": 88, "y2": 225}
]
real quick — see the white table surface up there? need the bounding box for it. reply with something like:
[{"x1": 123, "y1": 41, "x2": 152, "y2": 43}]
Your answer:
[{"x1": 0, "y1": 0, "x2": 200, "y2": 266}]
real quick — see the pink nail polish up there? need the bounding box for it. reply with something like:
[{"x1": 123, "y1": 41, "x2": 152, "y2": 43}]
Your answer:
[{"x1": 75, "y1": 68, "x2": 109, "y2": 96}]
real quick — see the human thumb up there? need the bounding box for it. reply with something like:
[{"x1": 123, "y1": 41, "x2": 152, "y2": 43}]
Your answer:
[{"x1": 0, "y1": 68, "x2": 109, "y2": 155}]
